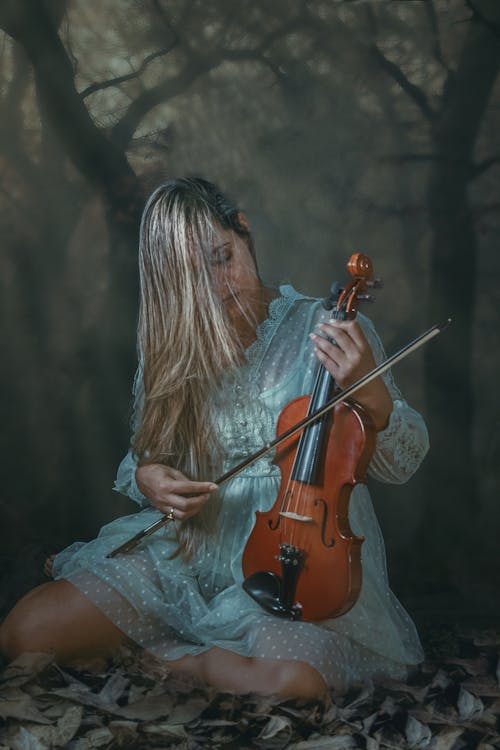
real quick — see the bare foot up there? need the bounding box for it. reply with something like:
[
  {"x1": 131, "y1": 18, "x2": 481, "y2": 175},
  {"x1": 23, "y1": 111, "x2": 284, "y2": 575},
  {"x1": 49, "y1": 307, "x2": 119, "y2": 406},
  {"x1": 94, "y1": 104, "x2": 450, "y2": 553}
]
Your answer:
[{"x1": 43, "y1": 554, "x2": 56, "y2": 578}]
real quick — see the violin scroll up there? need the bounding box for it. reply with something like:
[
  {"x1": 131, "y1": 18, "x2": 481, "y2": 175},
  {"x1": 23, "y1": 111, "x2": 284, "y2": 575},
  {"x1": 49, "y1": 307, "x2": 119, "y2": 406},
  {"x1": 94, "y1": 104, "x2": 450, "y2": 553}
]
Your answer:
[{"x1": 323, "y1": 253, "x2": 382, "y2": 318}]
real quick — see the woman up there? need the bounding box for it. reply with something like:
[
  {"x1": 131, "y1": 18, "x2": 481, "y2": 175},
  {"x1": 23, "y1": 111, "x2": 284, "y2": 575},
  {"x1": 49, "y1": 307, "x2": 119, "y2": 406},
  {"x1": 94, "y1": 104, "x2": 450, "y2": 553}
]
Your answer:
[{"x1": 0, "y1": 177, "x2": 429, "y2": 698}]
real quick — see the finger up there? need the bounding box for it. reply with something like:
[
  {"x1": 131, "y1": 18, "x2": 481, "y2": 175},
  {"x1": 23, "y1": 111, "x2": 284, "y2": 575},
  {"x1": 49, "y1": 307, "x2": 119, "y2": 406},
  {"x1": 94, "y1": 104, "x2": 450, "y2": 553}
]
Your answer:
[
  {"x1": 163, "y1": 479, "x2": 218, "y2": 496},
  {"x1": 316, "y1": 324, "x2": 358, "y2": 358},
  {"x1": 157, "y1": 492, "x2": 211, "y2": 519},
  {"x1": 319, "y1": 319, "x2": 368, "y2": 350},
  {"x1": 312, "y1": 343, "x2": 341, "y2": 378},
  {"x1": 43, "y1": 559, "x2": 54, "y2": 577},
  {"x1": 310, "y1": 332, "x2": 344, "y2": 365},
  {"x1": 166, "y1": 466, "x2": 189, "y2": 480}
]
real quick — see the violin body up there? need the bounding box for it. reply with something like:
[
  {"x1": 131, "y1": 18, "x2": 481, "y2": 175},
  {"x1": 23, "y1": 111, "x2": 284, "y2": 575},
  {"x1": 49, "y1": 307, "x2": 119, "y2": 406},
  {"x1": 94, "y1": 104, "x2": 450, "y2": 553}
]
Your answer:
[
  {"x1": 242, "y1": 253, "x2": 380, "y2": 622},
  {"x1": 242, "y1": 394, "x2": 375, "y2": 622}
]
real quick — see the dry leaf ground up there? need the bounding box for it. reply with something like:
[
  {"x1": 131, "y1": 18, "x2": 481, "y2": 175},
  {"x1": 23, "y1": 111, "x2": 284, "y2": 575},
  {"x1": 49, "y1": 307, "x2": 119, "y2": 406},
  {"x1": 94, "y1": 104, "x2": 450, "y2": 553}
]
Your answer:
[{"x1": 0, "y1": 625, "x2": 499, "y2": 749}]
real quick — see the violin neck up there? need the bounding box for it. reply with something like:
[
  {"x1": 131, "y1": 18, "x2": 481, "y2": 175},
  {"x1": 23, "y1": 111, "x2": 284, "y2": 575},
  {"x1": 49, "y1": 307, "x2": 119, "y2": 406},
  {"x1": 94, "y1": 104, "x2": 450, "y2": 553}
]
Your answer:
[{"x1": 290, "y1": 342, "x2": 336, "y2": 485}]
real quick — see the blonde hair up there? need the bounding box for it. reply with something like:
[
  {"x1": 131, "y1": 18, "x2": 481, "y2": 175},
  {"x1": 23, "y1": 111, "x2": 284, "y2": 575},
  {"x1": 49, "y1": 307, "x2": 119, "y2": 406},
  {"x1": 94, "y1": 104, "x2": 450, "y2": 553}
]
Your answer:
[{"x1": 133, "y1": 178, "x2": 253, "y2": 559}]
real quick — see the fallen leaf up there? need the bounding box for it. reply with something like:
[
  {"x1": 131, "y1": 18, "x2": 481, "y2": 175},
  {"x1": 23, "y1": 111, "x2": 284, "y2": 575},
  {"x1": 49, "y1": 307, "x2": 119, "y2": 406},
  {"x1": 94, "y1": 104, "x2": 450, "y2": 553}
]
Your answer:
[
  {"x1": 49, "y1": 685, "x2": 116, "y2": 712},
  {"x1": 8, "y1": 726, "x2": 46, "y2": 750},
  {"x1": 69, "y1": 741, "x2": 91, "y2": 750},
  {"x1": 259, "y1": 714, "x2": 293, "y2": 740},
  {"x1": 142, "y1": 721, "x2": 187, "y2": 738},
  {"x1": 322, "y1": 703, "x2": 338, "y2": 723},
  {"x1": 3, "y1": 707, "x2": 81, "y2": 749},
  {"x1": 443, "y1": 656, "x2": 490, "y2": 676},
  {"x1": 405, "y1": 714, "x2": 432, "y2": 748},
  {"x1": 165, "y1": 696, "x2": 210, "y2": 725},
  {"x1": 98, "y1": 670, "x2": 129, "y2": 704},
  {"x1": 55, "y1": 704, "x2": 84, "y2": 744},
  {"x1": 108, "y1": 718, "x2": 138, "y2": 730},
  {"x1": 0, "y1": 653, "x2": 54, "y2": 689},
  {"x1": 361, "y1": 709, "x2": 379, "y2": 734},
  {"x1": 457, "y1": 686, "x2": 484, "y2": 720},
  {"x1": 39, "y1": 699, "x2": 75, "y2": 719},
  {"x1": 81, "y1": 726, "x2": 114, "y2": 747},
  {"x1": 289, "y1": 735, "x2": 357, "y2": 749},
  {"x1": 471, "y1": 631, "x2": 500, "y2": 647},
  {"x1": 430, "y1": 727, "x2": 465, "y2": 750},
  {"x1": 0, "y1": 690, "x2": 52, "y2": 724},
  {"x1": 429, "y1": 669, "x2": 452, "y2": 691},
  {"x1": 343, "y1": 680, "x2": 374, "y2": 711},
  {"x1": 126, "y1": 683, "x2": 147, "y2": 704},
  {"x1": 461, "y1": 676, "x2": 500, "y2": 697},
  {"x1": 201, "y1": 719, "x2": 240, "y2": 729},
  {"x1": 489, "y1": 697, "x2": 500, "y2": 715},
  {"x1": 379, "y1": 695, "x2": 398, "y2": 718},
  {"x1": 114, "y1": 692, "x2": 173, "y2": 721},
  {"x1": 375, "y1": 676, "x2": 427, "y2": 702}
]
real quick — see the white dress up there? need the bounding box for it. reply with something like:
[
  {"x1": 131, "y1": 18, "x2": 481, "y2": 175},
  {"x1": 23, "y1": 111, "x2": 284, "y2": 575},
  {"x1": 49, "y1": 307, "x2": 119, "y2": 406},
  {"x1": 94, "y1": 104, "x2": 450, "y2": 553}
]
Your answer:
[{"x1": 53, "y1": 285, "x2": 429, "y2": 691}]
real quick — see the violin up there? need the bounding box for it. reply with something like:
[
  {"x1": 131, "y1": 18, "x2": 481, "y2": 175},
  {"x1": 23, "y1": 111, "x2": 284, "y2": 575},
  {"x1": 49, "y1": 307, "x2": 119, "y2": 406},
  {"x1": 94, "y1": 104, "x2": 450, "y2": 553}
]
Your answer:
[
  {"x1": 242, "y1": 253, "x2": 380, "y2": 622},
  {"x1": 106, "y1": 274, "x2": 449, "y2": 598}
]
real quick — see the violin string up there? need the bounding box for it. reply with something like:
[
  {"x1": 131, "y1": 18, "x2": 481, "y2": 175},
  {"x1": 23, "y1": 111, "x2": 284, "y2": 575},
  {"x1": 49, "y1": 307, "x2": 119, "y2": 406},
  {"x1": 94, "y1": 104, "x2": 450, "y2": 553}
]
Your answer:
[{"x1": 287, "y1": 317, "x2": 335, "y2": 550}]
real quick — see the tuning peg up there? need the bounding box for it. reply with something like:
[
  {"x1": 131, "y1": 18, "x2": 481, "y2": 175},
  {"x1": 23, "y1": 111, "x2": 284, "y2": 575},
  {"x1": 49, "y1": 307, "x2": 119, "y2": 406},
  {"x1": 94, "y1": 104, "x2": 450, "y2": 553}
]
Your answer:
[
  {"x1": 323, "y1": 281, "x2": 343, "y2": 310},
  {"x1": 366, "y1": 278, "x2": 383, "y2": 289}
]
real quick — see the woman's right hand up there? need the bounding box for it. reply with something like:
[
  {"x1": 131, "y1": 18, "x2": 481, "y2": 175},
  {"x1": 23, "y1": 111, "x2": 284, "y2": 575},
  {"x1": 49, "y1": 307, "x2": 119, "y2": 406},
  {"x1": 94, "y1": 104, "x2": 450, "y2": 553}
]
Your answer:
[{"x1": 135, "y1": 464, "x2": 218, "y2": 521}]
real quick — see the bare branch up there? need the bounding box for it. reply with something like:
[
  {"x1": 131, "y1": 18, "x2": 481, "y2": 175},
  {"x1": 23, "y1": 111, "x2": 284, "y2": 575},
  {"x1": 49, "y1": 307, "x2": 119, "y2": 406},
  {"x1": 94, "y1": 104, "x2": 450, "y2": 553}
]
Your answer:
[
  {"x1": 111, "y1": 14, "x2": 309, "y2": 150},
  {"x1": 472, "y1": 201, "x2": 500, "y2": 215},
  {"x1": 3, "y1": 42, "x2": 30, "y2": 131},
  {"x1": 469, "y1": 154, "x2": 500, "y2": 179},
  {"x1": 111, "y1": 56, "x2": 216, "y2": 150},
  {"x1": 370, "y1": 43, "x2": 436, "y2": 123},
  {"x1": 380, "y1": 153, "x2": 441, "y2": 165},
  {"x1": 425, "y1": 0, "x2": 452, "y2": 74},
  {"x1": 0, "y1": 0, "x2": 139, "y2": 209},
  {"x1": 80, "y1": 41, "x2": 179, "y2": 99},
  {"x1": 465, "y1": 0, "x2": 500, "y2": 39},
  {"x1": 379, "y1": 152, "x2": 498, "y2": 183}
]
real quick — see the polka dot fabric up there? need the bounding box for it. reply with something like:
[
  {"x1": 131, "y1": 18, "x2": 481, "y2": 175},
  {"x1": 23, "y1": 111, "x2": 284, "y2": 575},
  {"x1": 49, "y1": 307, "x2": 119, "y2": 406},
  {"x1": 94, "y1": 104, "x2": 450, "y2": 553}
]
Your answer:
[{"x1": 53, "y1": 285, "x2": 429, "y2": 689}]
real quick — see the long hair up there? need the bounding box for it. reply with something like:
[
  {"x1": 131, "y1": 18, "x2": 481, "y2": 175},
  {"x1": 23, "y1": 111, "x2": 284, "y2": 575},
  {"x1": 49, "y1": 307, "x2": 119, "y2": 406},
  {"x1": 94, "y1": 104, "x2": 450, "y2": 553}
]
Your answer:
[{"x1": 133, "y1": 177, "x2": 254, "y2": 559}]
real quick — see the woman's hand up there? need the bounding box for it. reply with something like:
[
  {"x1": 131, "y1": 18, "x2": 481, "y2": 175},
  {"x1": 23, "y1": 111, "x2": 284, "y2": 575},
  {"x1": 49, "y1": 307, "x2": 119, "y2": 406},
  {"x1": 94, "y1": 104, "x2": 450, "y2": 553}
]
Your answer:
[
  {"x1": 310, "y1": 319, "x2": 393, "y2": 432},
  {"x1": 135, "y1": 464, "x2": 218, "y2": 521}
]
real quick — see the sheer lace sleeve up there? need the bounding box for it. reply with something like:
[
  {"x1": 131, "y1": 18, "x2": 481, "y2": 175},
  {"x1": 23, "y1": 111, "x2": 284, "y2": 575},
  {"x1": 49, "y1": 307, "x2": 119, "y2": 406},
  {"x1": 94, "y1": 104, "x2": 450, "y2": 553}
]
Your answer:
[
  {"x1": 112, "y1": 361, "x2": 150, "y2": 508},
  {"x1": 359, "y1": 315, "x2": 430, "y2": 484}
]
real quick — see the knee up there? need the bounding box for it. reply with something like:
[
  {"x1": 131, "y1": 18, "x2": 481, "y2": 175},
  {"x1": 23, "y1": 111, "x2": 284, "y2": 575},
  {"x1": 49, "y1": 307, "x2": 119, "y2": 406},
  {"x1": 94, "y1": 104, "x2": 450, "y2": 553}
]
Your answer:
[
  {"x1": 0, "y1": 613, "x2": 36, "y2": 661},
  {"x1": 267, "y1": 659, "x2": 328, "y2": 699},
  {"x1": 0, "y1": 584, "x2": 56, "y2": 661}
]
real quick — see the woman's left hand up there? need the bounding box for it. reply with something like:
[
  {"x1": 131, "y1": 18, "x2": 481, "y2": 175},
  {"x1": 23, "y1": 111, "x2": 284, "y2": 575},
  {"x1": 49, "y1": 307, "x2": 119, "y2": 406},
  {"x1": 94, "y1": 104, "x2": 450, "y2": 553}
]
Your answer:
[{"x1": 310, "y1": 319, "x2": 393, "y2": 431}]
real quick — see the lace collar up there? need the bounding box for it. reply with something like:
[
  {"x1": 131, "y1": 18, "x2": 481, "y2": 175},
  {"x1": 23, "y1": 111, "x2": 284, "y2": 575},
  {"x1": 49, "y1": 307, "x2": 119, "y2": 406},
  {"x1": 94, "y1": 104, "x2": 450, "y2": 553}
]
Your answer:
[{"x1": 244, "y1": 284, "x2": 303, "y2": 376}]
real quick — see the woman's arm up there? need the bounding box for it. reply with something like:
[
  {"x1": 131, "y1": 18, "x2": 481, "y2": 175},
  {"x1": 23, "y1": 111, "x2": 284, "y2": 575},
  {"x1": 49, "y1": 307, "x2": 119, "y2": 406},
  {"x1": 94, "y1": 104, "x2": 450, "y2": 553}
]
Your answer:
[
  {"x1": 310, "y1": 311, "x2": 429, "y2": 484},
  {"x1": 113, "y1": 362, "x2": 218, "y2": 515},
  {"x1": 113, "y1": 448, "x2": 150, "y2": 507},
  {"x1": 112, "y1": 361, "x2": 150, "y2": 507},
  {"x1": 360, "y1": 316, "x2": 429, "y2": 484}
]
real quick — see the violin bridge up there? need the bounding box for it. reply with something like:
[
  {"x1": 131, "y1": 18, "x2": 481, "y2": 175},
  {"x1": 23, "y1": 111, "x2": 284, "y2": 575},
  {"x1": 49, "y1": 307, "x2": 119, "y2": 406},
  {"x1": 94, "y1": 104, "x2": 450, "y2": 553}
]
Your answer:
[{"x1": 279, "y1": 511, "x2": 314, "y2": 523}]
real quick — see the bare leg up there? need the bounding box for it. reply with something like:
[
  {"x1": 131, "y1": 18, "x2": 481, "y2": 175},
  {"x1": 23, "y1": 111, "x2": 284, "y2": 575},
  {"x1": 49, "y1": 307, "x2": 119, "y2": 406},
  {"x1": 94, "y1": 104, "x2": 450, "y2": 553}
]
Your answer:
[
  {"x1": 0, "y1": 581, "x2": 327, "y2": 698},
  {"x1": 169, "y1": 647, "x2": 328, "y2": 698},
  {"x1": 0, "y1": 580, "x2": 130, "y2": 665}
]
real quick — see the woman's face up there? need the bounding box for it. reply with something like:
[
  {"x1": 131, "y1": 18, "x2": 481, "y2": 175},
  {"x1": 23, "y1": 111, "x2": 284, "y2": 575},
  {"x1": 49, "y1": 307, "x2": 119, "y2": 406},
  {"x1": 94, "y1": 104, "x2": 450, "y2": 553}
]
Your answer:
[{"x1": 208, "y1": 224, "x2": 263, "y2": 328}]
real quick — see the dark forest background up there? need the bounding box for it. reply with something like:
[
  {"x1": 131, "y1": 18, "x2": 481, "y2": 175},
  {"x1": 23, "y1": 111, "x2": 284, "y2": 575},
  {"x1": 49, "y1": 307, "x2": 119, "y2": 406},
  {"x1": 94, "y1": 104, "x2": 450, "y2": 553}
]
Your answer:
[{"x1": 0, "y1": 0, "x2": 499, "y2": 634}]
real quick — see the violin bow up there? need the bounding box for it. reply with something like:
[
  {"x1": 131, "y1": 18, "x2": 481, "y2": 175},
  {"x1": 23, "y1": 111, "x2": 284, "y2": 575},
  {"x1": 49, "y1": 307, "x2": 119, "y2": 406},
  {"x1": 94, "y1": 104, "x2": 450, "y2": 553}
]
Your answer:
[{"x1": 107, "y1": 318, "x2": 451, "y2": 558}]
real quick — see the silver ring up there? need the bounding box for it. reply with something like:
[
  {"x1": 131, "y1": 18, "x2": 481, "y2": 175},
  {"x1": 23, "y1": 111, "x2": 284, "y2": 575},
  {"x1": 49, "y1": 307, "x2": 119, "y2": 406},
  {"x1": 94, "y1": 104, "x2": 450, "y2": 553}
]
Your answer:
[{"x1": 167, "y1": 507, "x2": 175, "y2": 521}]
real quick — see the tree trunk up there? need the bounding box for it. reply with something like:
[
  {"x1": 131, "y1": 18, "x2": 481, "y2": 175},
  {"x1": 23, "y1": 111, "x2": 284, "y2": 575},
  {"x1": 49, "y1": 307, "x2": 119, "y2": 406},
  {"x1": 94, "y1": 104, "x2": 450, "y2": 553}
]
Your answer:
[{"x1": 423, "y1": 5, "x2": 500, "y2": 589}]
